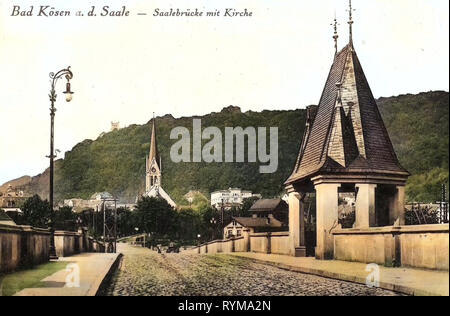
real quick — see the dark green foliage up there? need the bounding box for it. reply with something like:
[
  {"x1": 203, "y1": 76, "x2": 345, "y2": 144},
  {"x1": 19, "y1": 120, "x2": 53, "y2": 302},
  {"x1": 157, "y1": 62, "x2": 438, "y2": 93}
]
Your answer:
[
  {"x1": 378, "y1": 91, "x2": 449, "y2": 202},
  {"x1": 173, "y1": 208, "x2": 204, "y2": 245},
  {"x1": 239, "y1": 197, "x2": 261, "y2": 215},
  {"x1": 116, "y1": 207, "x2": 136, "y2": 238},
  {"x1": 54, "y1": 206, "x2": 77, "y2": 231},
  {"x1": 132, "y1": 197, "x2": 214, "y2": 245},
  {"x1": 405, "y1": 205, "x2": 441, "y2": 225},
  {"x1": 134, "y1": 197, "x2": 176, "y2": 238},
  {"x1": 50, "y1": 91, "x2": 448, "y2": 204},
  {"x1": 17, "y1": 195, "x2": 51, "y2": 228}
]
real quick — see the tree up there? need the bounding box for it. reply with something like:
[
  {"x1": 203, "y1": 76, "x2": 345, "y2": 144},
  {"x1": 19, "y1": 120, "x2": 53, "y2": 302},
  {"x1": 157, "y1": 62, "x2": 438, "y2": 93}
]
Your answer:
[
  {"x1": 237, "y1": 196, "x2": 260, "y2": 216},
  {"x1": 117, "y1": 207, "x2": 135, "y2": 238},
  {"x1": 19, "y1": 195, "x2": 51, "y2": 228},
  {"x1": 54, "y1": 206, "x2": 77, "y2": 231},
  {"x1": 174, "y1": 208, "x2": 203, "y2": 245},
  {"x1": 134, "y1": 197, "x2": 176, "y2": 238}
]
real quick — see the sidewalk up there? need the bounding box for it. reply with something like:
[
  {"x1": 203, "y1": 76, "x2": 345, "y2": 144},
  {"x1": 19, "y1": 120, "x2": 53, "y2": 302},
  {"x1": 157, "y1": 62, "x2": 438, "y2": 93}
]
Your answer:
[
  {"x1": 14, "y1": 252, "x2": 121, "y2": 296},
  {"x1": 229, "y1": 252, "x2": 449, "y2": 296}
]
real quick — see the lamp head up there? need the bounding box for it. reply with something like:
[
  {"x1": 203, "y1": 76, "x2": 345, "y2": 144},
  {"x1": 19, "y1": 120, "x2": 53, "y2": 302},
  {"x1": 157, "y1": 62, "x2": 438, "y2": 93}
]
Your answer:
[{"x1": 63, "y1": 81, "x2": 74, "y2": 102}]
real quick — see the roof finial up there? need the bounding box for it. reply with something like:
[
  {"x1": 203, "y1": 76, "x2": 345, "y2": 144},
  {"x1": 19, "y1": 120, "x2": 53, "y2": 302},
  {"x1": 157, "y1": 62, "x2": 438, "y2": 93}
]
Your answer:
[
  {"x1": 347, "y1": 0, "x2": 355, "y2": 46},
  {"x1": 331, "y1": 12, "x2": 339, "y2": 54}
]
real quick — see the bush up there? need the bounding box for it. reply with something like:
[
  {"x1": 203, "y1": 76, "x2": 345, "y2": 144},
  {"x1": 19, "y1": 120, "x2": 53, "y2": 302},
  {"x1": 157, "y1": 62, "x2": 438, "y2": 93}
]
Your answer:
[{"x1": 405, "y1": 205, "x2": 440, "y2": 225}]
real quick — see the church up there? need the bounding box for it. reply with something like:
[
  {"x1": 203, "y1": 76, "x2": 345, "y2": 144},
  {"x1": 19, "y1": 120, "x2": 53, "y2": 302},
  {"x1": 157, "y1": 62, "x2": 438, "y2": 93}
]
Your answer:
[{"x1": 143, "y1": 116, "x2": 177, "y2": 208}]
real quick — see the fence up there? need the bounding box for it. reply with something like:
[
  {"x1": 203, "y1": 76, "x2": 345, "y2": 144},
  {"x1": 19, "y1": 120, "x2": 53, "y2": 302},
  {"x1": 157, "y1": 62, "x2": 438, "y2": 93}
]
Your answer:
[{"x1": 184, "y1": 232, "x2": 291, "y2": 256}]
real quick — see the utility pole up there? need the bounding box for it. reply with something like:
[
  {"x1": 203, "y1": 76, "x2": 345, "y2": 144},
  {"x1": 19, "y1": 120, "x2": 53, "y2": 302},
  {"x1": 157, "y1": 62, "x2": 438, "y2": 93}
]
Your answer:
[
  {"x1": 442, "y1": 184, "x2": 448, "y2": 223},
  {"x1": 221, "y1": 198, "x2": 225, "y2": 239}
]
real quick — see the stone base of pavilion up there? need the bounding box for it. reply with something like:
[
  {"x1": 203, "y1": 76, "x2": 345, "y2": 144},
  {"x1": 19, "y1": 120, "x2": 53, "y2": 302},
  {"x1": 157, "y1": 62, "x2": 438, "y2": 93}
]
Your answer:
[{"x1": 228, "y1": 252, "x2": 449, "y2": 296}]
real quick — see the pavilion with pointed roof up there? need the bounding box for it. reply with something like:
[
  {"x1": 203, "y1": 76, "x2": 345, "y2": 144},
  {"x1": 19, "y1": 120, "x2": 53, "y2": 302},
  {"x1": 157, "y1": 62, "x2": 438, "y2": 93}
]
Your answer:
[
  {"x1": 285, "y1": 1, "x2": 409, "y2": 259},
  {"x1": 143, "y1": 115, "x2": 177, "y2": 208}
]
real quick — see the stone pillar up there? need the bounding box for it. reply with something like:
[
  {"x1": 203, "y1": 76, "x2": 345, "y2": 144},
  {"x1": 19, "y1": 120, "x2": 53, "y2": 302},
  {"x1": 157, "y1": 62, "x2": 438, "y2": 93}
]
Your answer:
[
  {"x1": 390, "y1": 186, "x2": 406, "y2": 226},
  {"x1": 315, "y1": 183, "x2": 340, "y2": 260},
  {"x1": 288, "y1": 189, "x2": 306, "y2": 257},
  {"x1": 267, "y1": 232, "x2": 272, "y2": 254},
  {"x1": 243, "y1": 229, "x2": 251, "y2": 252},
  {"x1": 355, "y1": 184, "x2": 377, "y2": 228}
]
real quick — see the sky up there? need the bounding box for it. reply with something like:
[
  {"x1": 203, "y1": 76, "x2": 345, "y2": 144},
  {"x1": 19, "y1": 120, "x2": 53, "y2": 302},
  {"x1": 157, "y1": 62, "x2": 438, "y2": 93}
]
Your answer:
[{"x1": 0, "y1": 0, "x2": 448, "y2": 185}]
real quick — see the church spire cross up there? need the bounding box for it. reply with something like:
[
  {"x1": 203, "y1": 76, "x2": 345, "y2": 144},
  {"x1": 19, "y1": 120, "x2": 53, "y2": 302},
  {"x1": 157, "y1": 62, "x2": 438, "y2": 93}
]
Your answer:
[
  {"x1": 331, "y1": 13, "x2": 339, "y2": 54},
  {"x1": 347, "y1": 0, "x2": 355, "y2": 46}
]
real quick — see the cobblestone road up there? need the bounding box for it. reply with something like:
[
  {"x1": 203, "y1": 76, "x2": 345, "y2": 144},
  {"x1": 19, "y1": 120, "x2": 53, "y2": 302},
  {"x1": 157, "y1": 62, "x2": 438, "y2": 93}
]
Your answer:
[{"x1": 105, "y1": 244, "x2": 404, "y2": 296}]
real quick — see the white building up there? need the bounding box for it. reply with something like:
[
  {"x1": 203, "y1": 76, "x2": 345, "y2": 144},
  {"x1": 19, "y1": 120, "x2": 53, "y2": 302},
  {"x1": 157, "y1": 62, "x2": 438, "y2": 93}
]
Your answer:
[
  {"x1": 63, "y1": 192, "x2": 118, "y2": 213},
  {"x1": 211, "y1": 188, "x2": 261, "y2": 209}
]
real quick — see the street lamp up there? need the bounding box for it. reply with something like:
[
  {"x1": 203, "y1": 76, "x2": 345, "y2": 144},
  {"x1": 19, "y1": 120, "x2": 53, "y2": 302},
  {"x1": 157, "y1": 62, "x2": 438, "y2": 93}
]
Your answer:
[
  {"x1": 48, "y1": 67, "x2": 74, "y2": 260},
  {"x1": 210, "y1": 217, "x2": 217, "y2": 240},
  {"x1": 76, "y1": 216, "x2": 83, "y2": 230},
  {"x1": 221, "y1": 198, "x2": 225, "y2": 239}
]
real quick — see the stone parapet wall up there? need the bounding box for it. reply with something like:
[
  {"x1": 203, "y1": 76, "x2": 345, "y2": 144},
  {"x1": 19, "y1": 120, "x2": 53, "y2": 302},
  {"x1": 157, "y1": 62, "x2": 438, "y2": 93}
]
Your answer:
[
  {"x1": 185, "y1": 232, "x2": 291, "y2": 256},
  {"x1": 234, "y1": 237, "x2": 247, "y2": 252},
  {"x1": 0, "y1": 224, "x2": 105, "y2": 273},
  {"x1": 250, "y1": 233, "x2": 270, "y2": 254},
  {"x1": 333, "y1": 224, "x2": 449, "y2": 271},
  {"x1": 0, "y1": 224, "x2": 50, "y2": 273},
  {"x1": 186, "y1": 225, "x2": 449, "y2": 272},
  {"x1": 269, "y1": 232, "x2": 290, "y2": 255},
  {"x1": 87, "y1": 237, "x2": 105, "y2": 253},
  {"x1": 54, "y1": 230, "x2": 95, "y2": 257}
]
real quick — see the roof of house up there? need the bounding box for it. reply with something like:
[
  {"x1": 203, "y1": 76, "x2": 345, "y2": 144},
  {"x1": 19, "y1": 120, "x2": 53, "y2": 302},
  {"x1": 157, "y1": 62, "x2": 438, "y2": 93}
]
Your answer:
[
  {"x1": 90, "y1": 192, "x2": 114, "y2": 200},
  {"x1": 145, "y1": 186, "x2": 177, "y2": 208},
  {"x1": 249, "y1": 199, "x2": 287, "y2": 212},
  {"x1": 231, "y1": 217, "x2": 283, "y2": 228},
  {"x1": 286, "y1": 43, "x2": 409, "y2": 185},
  {"x1": 0, "y1": 210, "x2": 16, "y2": 226}
]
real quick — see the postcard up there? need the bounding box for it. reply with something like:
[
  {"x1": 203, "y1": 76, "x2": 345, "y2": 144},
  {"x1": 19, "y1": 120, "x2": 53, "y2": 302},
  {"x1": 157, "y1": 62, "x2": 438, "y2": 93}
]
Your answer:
[{"x1": 0, "y1": 0, "x2": 448, "y2": 303}]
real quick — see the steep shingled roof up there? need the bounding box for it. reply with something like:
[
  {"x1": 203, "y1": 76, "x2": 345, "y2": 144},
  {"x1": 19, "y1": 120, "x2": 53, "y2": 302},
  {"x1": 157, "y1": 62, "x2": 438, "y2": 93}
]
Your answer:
[
  {"x1": 0, "y1": 210, "x2": 16, "y2": 226},
  {"x1": 286, "y1": 44, "x2": 409, "y2": 185},
  {"x1": 232, "y1": 217, "x2": 283, "y2": 228},
  {"x1": 249, "y1": 199, "x2": 287, "y2": 213},
  {"x1": 148, "y1": 118, "x2": 160, "y2": 169}
]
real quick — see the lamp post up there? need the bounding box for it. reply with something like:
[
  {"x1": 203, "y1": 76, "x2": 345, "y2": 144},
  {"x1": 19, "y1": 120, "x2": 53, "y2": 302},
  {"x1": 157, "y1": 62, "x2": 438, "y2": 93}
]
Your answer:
[
  {"x1": 48, "y1": 67, "x2": 74, "y2": 260},
  {"x1": 76, "y1": 216, "x2": 82, "y2": 231},
  {"x1": 221, "y1": 198, "x2": 225, "y2": 239},
  {"x1": 210, "y1": 217, "x2": 217, "y2": 240}
]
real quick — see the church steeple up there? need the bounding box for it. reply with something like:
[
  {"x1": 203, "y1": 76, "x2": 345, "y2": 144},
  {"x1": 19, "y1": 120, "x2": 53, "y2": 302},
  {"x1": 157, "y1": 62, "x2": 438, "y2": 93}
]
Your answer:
[
  {"x1": 148, "y1": 113, "x2": 160, "y2": 167},
  {"x1": 347, "y1": 0, "x2": 355, "y2": 46},
  {"x1": 146, "y1": 114, "x2": 162, "y2": 191}
]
